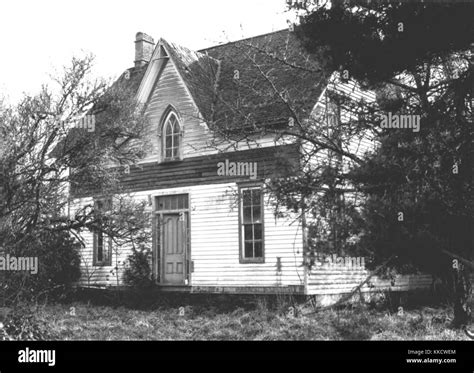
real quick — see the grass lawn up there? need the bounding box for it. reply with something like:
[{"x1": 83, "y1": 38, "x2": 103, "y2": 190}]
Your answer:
[{"x1": 27, "y1": 298, "x2": 473, "y2": 340}]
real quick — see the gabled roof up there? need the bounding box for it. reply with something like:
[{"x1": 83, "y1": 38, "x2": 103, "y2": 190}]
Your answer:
[
  {"x1": 51, "y1": 30, "x2": 331, "y2": 159},
  {"x1": 160, "y1": 39, "x2": 220, "y2": 122},
  {"x1": 116, "y1": 65, "x2": 148, "y2": 95},
  {"x1": 138, "y1": 29, "x2": 330, "y2": 130},
  {"x1": 200, "y1": 30, "x2": 330, "y2": 129}
]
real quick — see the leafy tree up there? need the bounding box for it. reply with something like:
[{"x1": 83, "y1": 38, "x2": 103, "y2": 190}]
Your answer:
[
  {"x1": 288, "y1": 0, "x2": 473, "y2": 326},
  {"x1": 0, "y1": 55, "x2": 152, "y2": 304}
]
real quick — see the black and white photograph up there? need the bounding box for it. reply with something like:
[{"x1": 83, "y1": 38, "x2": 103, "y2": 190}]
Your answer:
[{"x1": 0, "y1": 0, "x2": 473, "y2": 369}]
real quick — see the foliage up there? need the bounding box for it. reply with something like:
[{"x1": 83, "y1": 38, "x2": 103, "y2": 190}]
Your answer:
[
  {"x1": 0, "y1": 230, "x2": 81, "y2": 303},
  {"x1": 0, "y1": 305, "x2": 56, "y2": 341},
  {"x1": 286, "y1": 0, "x2": 474, "y2": 325},
  {"x1": 123, "y1": 243, "x2": 153, "y2": 290},
  {"x1": 17, "y1": 300, "x2": 474, "y2": 340},
  {"x1": 0, "y1": 54, "x2": 150, "y2": 306}
]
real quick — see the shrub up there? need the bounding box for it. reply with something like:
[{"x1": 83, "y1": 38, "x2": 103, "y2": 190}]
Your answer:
[
  {"x1": 0, "y1": 230, "x2": 81, "y2": 303},
  {"x1": 123, "y1": 244, "x2": 153, "y2": 290}
]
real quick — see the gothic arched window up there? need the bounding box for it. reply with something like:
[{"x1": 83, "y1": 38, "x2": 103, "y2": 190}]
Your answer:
[{"x1": 162, "y1": 110, "x2": 181, "y2": 161}]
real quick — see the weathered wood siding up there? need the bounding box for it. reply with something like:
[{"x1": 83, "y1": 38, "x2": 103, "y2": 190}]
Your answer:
[
  {"x1": 307, "y1": 266, "x2": 433, "y2": 296},
  {"x1": 71, "y1": 181, "x2": 305, "y2": 289},
  {"x1": 69, "y1": 197, "x2": 133, "y2": 288},
  {"x1": 301, "y1": 75, "x2": 440, "y2": 299},
  {"x1": 307, "y1": 265, "x2": 474, "y2": 306},
  {"x1": 140, "y1": 53, "x2": 289, "y2": 164},
  {"x1": 72, "y1": 144, "x2": 299, "y2": 198},
  {"x1": 188, "y1": 183, "x2": 304, "y2": 288}
]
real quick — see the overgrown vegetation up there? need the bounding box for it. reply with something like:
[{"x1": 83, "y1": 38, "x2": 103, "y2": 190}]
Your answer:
[
  {"x1": 6, "y1": 296, "x2": 471, "y2": 340},
  {"x1": 123, "y1": 243, "x2": 153, "y2": 290}
]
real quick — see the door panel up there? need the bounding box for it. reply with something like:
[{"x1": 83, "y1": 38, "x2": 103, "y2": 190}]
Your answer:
[{"x1": 162, "y1": 213, "x2": 186, "y2": 285}]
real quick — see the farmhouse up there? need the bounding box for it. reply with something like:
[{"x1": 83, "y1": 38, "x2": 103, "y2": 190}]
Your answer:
[{"x1": 69, "y1": 30, "x2": 433, "y2": 302}]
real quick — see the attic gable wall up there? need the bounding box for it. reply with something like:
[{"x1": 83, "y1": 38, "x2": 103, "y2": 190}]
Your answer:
[{"x1": 141, "y1": 57, "x2": 214, "y2": 163}]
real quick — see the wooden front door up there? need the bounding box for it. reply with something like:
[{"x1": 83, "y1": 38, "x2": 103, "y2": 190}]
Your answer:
[
  {"x1": 154, "y1": 194, "x2": 190, "y2": 285},
  {"x1": 162, "y1": 213, "x2": 187, "y2": 285}
]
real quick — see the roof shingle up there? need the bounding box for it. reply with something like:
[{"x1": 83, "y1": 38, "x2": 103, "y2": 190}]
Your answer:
[{"x1": 159, "y1": 29, "x2": 330, "y2": 130}]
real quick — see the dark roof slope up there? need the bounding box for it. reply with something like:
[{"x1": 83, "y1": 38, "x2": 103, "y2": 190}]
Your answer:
[
  {"x1": 203, "y1": 30, "x2": 329, "y2": 129},
  {"x1": 161, "y1": 39, "x2": 220, "y2": 122},
  {"x1": 161, "y1": 29, "x2": 330, "y2": 130},
  {"x1": 53, "y1": 30, "x2": 330, "y2": 160},
  {"x1": 114, "y1": 64, "x2": 148, "y2": 95}
]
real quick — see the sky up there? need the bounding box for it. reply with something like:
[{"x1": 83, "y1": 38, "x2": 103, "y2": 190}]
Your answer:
[{"x1": 0, "y1": 0, "x2": 294, "y2": 104}]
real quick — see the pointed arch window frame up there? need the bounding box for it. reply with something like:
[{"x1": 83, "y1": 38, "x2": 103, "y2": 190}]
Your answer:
[{"x1": 160, "y1": 107, "x2": 183, "y2": 162}]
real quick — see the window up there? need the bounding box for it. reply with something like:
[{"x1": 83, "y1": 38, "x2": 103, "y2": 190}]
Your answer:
[
  {"x1": 93, "y1": 199, "x2": 112, "y2": 266},
  {"x1": 156, "y1": 194, "x2": 189, "y2": 211},
  {"x1": 326, "y1": 100, "x2": 343, "y2": 165},
  {"x1": 239, "y1": 186, "x2": 264, "y2": 263},
  {"x1": 162, "y1": 111, "x2": 181, "y2": 161}
]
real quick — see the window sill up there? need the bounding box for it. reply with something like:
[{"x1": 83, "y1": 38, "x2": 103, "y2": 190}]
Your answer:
[
  {"x1": 161, "y1": 158, "x2": 183, "y2": 164},
  {"x1": 93, "y1": 263, "x2": 112, "y2": 268},
  {"x1": 239, "y1": 258, "x2": 265, "y2": 264}
]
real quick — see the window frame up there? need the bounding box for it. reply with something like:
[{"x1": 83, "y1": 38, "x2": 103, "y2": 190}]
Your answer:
[
  {"x1": 92, "y1": 198, "x2": 113, "y2": 267},
  {"x1": 238, "y1": 184, "x2": 265, "y2": 264},
  {"x1": 161, "y1": 109, "x2": 182, "y2": 162}
]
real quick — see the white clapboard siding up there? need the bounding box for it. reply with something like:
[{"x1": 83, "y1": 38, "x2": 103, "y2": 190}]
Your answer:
[
  {"x1": 303, "y1": 73, "x2": 377, "y2": 173},
  {"x1": 71, "y1": 182, "x2": 305, "y2": 289},
  {"x1": 307, "y1": 265, "x2": 474, "y2": 296}
]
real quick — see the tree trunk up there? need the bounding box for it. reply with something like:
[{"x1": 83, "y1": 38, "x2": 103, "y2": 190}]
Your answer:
[{"x1": 452, "y1": 263, "x2": 472, "y2": 327}]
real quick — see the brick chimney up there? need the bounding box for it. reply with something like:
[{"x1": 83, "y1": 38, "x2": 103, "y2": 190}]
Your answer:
[{"x1": 135, "y1": 32, "x2": 155, "y2": 67}]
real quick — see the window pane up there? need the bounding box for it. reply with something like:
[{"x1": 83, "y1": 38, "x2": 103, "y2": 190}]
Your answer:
[
  {"x1": 178, "y1": 195, "x2": 185, "y2": 209},
  {"x1": 253, "y1": 206, "x2": 261, "y2": 222},
  {"x1": 166, "y1": 134, "x2": 173, "y2": 149},
  {"x1": 104, "y1": 239, "x2": 110, "y2": 263},
  {"x1": 170, "y1": 116, "x2": 177, "y2": 129},
  {"x1": 251, "y1": 190, "x2": 261, "y2": 205},
  {"x1": 243, "y1": 207, "x2": 252, "y2": 223},
  {"x1": 173, "y1": 134, "x2": 180, "y2": 149},
  {"x1": 244, "y1": 225, "x2": 253, "y2": 241},
  {"x1": 244, "y1": 242, "x2": 253, "y2": 258},
  {"x1": 254, "y1": 224, "x2": 262, "y2": 240},
  {"x1": 242, "y1": 190, "x2": 252, "y2": 206},
  {"x1": 97, "y1": 232, "x2": 103, "y2": 262},
  {"x1": 165, "y1": 149, "x2": 172, "y2": 159},
  {"x1": 166, "y1": 120, "x2": 173, "y2": 135},
  {"x1": 180, "y1": 195, "x2": 188, "y2": 209},
  {"x1": 254, "y1": 241, "x2": 263, "y2": 258}
]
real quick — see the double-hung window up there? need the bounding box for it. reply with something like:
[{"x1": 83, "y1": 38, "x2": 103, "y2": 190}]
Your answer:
[
  {"x1": 93, "y1": 199, "x2": 112, "y2": 266},
  {"x1": 239, "y1": 186, "x2": 264, "y2": 263}
]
